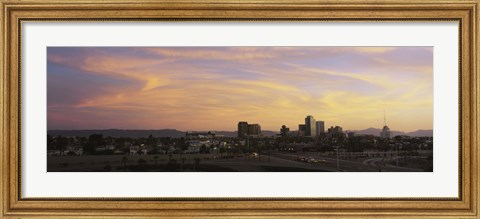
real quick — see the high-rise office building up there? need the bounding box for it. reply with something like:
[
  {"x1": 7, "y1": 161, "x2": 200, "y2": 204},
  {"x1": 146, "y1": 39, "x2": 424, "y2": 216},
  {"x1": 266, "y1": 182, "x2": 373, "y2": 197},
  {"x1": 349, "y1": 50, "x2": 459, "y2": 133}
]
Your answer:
[
  {"x1": 248, "y1": 124, "x2": 262, "y2": 136},
  {"x1": 238, "y1": 121, "x2": 249, "y2": 138},
  {"x1": 316, "y1": 121, "x2": 325, "y2": 136},
  {"x1": 238, "y1": 121, "x2": 261, "y2": 137},
  {"x1": 305, "y1": 115, "x2": 316, "y2": 137}
]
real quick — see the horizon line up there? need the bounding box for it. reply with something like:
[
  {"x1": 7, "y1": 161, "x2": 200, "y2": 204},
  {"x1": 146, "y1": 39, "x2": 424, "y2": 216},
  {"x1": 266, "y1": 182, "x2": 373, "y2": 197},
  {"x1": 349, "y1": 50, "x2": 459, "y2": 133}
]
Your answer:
[{"x1": 47, "y1": 127, "x2": 433, "y2": 133}]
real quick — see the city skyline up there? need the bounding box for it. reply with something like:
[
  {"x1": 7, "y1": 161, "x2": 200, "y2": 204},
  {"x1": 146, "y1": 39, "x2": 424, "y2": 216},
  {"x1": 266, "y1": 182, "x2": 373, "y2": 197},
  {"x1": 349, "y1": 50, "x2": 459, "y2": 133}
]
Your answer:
[{"x1": 48, "y1": 47, "x2": 433, "y2": 132}]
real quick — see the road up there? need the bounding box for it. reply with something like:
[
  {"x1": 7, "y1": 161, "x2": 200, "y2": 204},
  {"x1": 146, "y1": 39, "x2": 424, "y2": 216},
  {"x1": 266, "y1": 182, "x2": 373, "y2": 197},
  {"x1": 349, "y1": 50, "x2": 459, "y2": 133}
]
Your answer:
[
  {"x1": 271, "y1": 152, "x2": 423, "y2": 172},
  {"x1": 47, "y1": 152, "x2": 424, "y2": 172}
]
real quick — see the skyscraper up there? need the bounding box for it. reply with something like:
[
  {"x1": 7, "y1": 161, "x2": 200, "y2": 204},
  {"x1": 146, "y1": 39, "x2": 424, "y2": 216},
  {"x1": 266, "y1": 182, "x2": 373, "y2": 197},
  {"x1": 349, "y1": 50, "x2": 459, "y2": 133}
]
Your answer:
[
  {"x1": 238, "y1": 121, "x2": 249, "y2": 138},
  {"x1": 316, "y1": 120, "x2": 325, "y2": 136},
  {"x1": 305, "y1": 115, "x2": 316, "y2": 137}
]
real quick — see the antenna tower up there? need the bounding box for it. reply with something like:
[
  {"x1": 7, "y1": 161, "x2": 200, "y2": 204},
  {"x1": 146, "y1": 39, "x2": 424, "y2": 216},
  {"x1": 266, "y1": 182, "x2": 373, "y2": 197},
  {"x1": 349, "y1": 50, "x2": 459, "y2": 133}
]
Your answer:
[{"x1": 383, "y1": 110, "x2": 387, "y2": 126}]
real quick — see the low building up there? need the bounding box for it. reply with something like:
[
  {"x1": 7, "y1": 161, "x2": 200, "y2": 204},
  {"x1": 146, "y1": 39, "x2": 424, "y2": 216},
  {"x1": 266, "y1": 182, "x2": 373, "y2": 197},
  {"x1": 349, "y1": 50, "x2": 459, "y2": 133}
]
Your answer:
[
  {"x1": 280, "y1": 125, "x2": 290, "y2": 137},
  {"x1": 327, "y1": 126, "x2": 345, "y2": 138},
  {"x1": 186, "y1": 131, "x2": 215, "y2": 139},
  {"x1": 347, "y1": 131, "x2": 355, "y2": 138},
  {"x1": 298, "y1": 124, "x2": 306, "y2": 136},
  {"x1": 129, "y1": 146, "x2": 147, "y2": 155},
  {"x1": 380, "y1": 125, "x2": 391, "y2": 139}
]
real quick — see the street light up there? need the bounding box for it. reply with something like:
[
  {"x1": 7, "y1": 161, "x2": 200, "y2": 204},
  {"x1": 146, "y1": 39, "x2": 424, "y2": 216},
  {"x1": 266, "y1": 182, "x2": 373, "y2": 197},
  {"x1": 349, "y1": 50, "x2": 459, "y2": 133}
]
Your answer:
[
  {"x1": 334, "y1": 146, "x2": 340, "y2": 170},
  {"x1": 395, "y1": 144, "x2": 399, "y2": 167},
  {"x1": 246, "y1": 134, "x2": 249, "y2": 160}
]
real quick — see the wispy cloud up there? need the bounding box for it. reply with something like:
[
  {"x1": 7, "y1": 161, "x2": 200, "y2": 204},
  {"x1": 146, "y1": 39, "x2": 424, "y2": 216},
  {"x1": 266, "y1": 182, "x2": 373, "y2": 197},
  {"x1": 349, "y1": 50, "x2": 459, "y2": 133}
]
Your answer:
[{"x1": 47, "y1": 47, "x2": 433, "y2": 132}]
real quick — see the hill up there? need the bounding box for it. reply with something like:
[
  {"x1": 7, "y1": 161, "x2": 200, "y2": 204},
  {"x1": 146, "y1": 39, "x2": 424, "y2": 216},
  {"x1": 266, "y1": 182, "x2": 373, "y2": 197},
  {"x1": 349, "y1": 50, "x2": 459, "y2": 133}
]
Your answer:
[
  {"x1": 48, "y1": 128, "x2": 431, "y2": 138},
  {"x1": 47, "y1": 129, "x2": 279, "y2": 138},
  {"x1": 351, "y1": 128, "x2": 433, "y2": 137}
]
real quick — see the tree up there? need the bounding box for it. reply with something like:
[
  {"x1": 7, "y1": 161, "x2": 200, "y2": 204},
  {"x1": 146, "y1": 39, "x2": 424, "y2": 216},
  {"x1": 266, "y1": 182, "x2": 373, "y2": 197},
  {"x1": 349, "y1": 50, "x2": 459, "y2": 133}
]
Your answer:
[
  {"x1": 347, "y1": 136, "x2": 364, "y2": 152},
  {"x1": 47, "y1": 135, "x2": 54, "y2": 150},
  {"x1": 53, "y1": 136, "x2": 69, "y2": 155},
  {"x1": 210, "y1": 145, "x2": 215, "y2": 155},
  {"x1": 219, "y1": 147, "x2": 226, "y2": 157},
  {"x1": 153, "y1": 155, "x2": 159, "y2": 167},
  {"x1": 121, "y1": 156, "x2": 129, "y2": 171},
  {"x1": 103, "y1": 165, "x2": 112, "y2": 172},
  {"x1": 194, "y1": 158, "x2": 201, "y2": 171},
  {"x1": 200, "y1": 144, "x2": 208, "y2": 153},
  {"x1": 138, "y1": 158, "x2": 147, "y2": 167},
  {"x1": 147, "y1": 135, "x2": 157, "y2": 154},
  {"x1": 181, "y1": 157, "x2": 186, "y2": 171},
  {"x1": 177, "y1": 138, "x2": 188, "y2": 150},
  {"x1": 84, "y1": 134, "x2": 104, "y2": 155},
  {"x1": 166, "y1": 159, "x2": 177, "y2": 171}
]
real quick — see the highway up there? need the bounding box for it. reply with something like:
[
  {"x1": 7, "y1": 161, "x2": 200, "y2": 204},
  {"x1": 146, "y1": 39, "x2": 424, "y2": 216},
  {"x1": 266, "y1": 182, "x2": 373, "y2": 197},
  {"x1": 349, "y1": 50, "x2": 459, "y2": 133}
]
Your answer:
[{"x1": 47, "y1": 152, "x2": 424, "y2": 172}]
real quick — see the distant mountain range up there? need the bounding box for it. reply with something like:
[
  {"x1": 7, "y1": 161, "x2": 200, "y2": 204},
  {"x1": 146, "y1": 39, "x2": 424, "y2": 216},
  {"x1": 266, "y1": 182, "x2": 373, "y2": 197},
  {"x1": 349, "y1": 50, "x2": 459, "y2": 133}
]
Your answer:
[
  {"x1": 47, "y1": 129, "x2": 278, "y2": 138},
  {"x1": 47, "y1": 128, "x2": 432, "y2": 138},
  {"x1": 350, "y1": 128, "x2": 433, "y2": 137},
  {"x1": 48, "y1": 129, "x2": 185, "y2": 138}
]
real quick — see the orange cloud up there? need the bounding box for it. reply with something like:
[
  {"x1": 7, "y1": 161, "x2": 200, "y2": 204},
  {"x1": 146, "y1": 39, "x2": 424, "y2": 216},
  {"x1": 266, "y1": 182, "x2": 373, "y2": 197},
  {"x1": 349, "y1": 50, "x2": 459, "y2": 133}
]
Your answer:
[{"x1": 48, "y1": 47, "x2": 433, "y2": 132}]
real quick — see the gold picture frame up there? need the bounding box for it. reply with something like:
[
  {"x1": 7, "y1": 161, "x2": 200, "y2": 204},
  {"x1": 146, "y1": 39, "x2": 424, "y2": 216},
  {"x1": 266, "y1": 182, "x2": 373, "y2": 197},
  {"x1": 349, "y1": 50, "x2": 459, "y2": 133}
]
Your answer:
[{"x1": 1, "y1": 0, "x2": 478, "y2": 218}]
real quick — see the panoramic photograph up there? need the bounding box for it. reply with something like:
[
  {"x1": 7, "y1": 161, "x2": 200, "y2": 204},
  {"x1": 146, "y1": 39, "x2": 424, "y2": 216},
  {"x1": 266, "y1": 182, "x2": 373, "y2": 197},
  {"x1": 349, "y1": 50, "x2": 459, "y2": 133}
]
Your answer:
[{"x1": 47, "y1": 46, "x2": 433, "y2": 172}]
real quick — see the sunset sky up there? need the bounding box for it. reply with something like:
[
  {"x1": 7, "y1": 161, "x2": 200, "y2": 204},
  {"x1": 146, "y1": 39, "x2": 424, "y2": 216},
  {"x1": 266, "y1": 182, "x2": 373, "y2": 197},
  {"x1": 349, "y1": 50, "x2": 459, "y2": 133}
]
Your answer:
[{"x1": 47, "y1": 47, "x2": 433, "y2": 132}]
